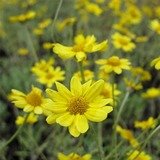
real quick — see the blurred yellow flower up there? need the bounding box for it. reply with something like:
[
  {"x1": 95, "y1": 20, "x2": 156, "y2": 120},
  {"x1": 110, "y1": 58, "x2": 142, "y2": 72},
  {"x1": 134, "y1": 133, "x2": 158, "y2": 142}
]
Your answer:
[
  {"x1": 10, "y1": 86, "x2": 47, "y2": 114},
  {"x1": 38, "y1": 18, "x2": 51, "y2": 29},
  {"x1": 124, "y1": 78, "x2": 143, "y2": 90},
  {"x1": 33, "y1": 28, "x2": 44, "y2": 36},
  {"x1": 96, "y1": 56, "x2": 131, "y2": 74},
  {"x1": 142, "y1": 87, "x2": 160, "y2": 99},
  {"x1": 150, "y1": 19, "x2": 160, "y2": 34},
  {"x1": 108, "y1": 0, "x2": 121, "y2": 14},
  {"x1": 151, "y1": 57, "x2": 160, "y2": 70},
  {"x1": 131, "y1": 67, "x2": 151, "y2": 81},
  {"x1": 135, "y1": 36, "x2": 148, "y2": 43},
  {"x1": 53, "y1": 34, "x2": 107, "y2": 61},
  {"x1": 74, "y1": 69, "x2": 94, "y2": 82},
  {"x1": 134, "y1": 117, "x2": 157, "y2": 130},
  {"x1": 116, "y1": 125, "x2": 139, "y2": 148},
  {"x1": 112, "y1": 32, "x2": 136, "y2": 52},
  {"x1": 56, "y1": 17, "x2": 76, "y2": 32},
  {"x1": 127, "y1": 150, "x2": 152, "y2": 160},
  {"x1": 58, "y1": 152, "x2": 92, "y2": 160},
  {"x1": 45, "y1": 76, "x2": 113, "y2": 137},
  {"x1": 16, "y1": 113, "x2": 38, "y2": 125},
  {"x1": 36, "y1": 67, "x2": 65, "y2": 88},
  {"x1": 42, "y1": 42, "x2": 54, "y2": 50},
  {"x1": 17, "y1": 48, "x2": 29, "y2": 56}
]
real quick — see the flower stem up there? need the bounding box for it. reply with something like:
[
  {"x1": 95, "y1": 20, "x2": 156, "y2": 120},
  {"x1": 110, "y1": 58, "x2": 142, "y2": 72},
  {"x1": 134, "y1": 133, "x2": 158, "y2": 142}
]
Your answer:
[
  {"x1": 0, "y1": 114, "x2": 29, "y2": 151},
  {"x1": 78, "y1": 61, "x2": 85, "y2": 83},
  {"x1": 98, "y1": 123, "x2": 104, "y2": 160}
]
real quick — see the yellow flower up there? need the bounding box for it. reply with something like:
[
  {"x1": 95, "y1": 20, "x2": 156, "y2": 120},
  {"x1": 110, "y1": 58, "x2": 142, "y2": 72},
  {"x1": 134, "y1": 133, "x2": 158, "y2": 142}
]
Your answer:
[
  {"x1": 124, "y1": 78, "x2": 143, "y2": 90},
  {"x1": 101, "y1": 82, "x2": 121, "y2": 100},
  {"x1": 135, "y1": 36, "x2": 148, "y2": 43},
  {"x1": 131, "y1": 67, "x2": 151, "y2": 81},
  {"x1": 17, "y1": 48, "x2": 29, "y2": 56},
  {"x1": 151, "y1": 57, "x2": 160, "y2": 70},
  {"x1": 74, "y1": 69, "x2": 94, "y2": 82},
  {"x1": 96, "y1": 56, "x2": 131, "y2": 74},
  {"x1": 142, "y1": 87, "x2": 160, "y2": 99},
  {"x1": 38, "y1": 18, "x2": 51, "y2": 29},
  {"x1": 127, "y1": 150, "x2": 152, "y2": 160},
  {"x1": 108, "y1": 0, "x2": 121, "y2": 14},
  {"x1": 10, "y1": 86, "x2": 47, "y2": 114},
  {"x1": 33, "y1": 28, "x2": 44, "y2": 36},
  {"x1": 42, "y1": 42, "x2": 54, "y2": 50},
  {"x1": 134, "y1": 117, "x2": 157, "y2": 130},
  {"x1": 56, "y1": 17, "x2": 76, "y2": 32},
  {"x1": 53, "y1": 34, "x2": 108, "y2": 61},
  {"x1": 36, "y1": 67, "x2": 65, "y2": 88},
  {"x1": 150, "y1": 19, "x2": 160, "y2": 34},
  {"x1": 45, "y1": 76, "x2": 113, "y2": 137},
  {"x1": 112, "y1": 32, "x2": 136, "y2": 52},
  {"x1": 31, "y1": 58, "x2": 54, "y2": 76},
  {"x1": 58, "y1": 152, "x2": 91, "y2": 160},
  {"x1": 116, "y1": 125, "x2": 139, "y2": 148},
  {"x1": 16, "y1": 113, "x2": 38, "y2": 125},
  {"x1": 85, "y1": 2, "x2": 103, "y2": 16}
]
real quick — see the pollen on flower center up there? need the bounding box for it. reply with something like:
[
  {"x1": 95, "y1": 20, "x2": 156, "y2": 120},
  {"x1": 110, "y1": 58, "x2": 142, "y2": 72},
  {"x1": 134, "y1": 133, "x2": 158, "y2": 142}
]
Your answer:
[
  {"x1": 67, "y1": 97, "x2": 88, "y2": 115},
  {"x1": 26, "y1": 91, "x2": 42, "y2": 106},
  {"x1": 46, "y1": 73, "x2": 54, "y2": 79},
  {"x1": 107, "y1": 57, "x2": 121, "y2": 66},
  {"x1": 72, "y1": 44, "x2": 83, "y2": 52},
  {"x1": 118, "y1": 38, "x2": 128, "y2": 45}
]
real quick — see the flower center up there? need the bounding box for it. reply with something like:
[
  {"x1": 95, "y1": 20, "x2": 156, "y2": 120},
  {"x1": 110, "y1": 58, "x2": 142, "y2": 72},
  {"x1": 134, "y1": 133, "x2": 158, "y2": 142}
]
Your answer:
[
  {"x1": 26, "y1": 91, "x2": 42, "y2": 106},
  {"x1": 67, "y1": 97, "x2": 88, "y2": 115},
  {"x1": 46, "y1": 72, "x2": 54, "y2": 79},
  {"x1": 107, "y1": 57, "x2": 121, "y2": 66},
  {"x1": 118, "y1": 37, "x2": 129, "y2": 46},
  {"x1": 72, "y1": 44, "x2": 84, "y2": 52}
]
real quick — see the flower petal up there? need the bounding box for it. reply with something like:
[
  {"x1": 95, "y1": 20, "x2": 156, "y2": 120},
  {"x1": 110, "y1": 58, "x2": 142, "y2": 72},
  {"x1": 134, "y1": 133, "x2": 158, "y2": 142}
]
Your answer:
[
  {"x1": 69, "y1": 122, "x2": 81, "y2": 137},
  {"x1": 46, "y1": 114, "x2": 58, "y2": 124},
  {"x1": 75, "y1": 114, "x2": 89, "y2": 133},
  {"x1": 56, "y1": 112, "x2": 75, "y2": 127},
  {"x1": 34, "y1": 106, "x2": 43, "y2": 114}
]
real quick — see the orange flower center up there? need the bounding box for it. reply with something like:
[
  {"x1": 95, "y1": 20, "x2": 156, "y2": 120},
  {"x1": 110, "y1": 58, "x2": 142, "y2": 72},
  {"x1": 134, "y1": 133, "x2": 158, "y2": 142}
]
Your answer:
[
  {"x1": 72, "y1": 44, "x2": 84, "y2": 52},
  {"x1": 68, "y1": 97, "x2": 88, "y2": 115},
  {"x1": 26, "y1": 90, "x2": 42, "y2": 106}
]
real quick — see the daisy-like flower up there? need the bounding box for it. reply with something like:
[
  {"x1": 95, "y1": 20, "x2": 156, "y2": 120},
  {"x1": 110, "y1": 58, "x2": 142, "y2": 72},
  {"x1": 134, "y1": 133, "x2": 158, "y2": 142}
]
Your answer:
[
  {"x1": 142, "y1": 87, "x2": 160, "y2": 99},
  {"x1": 37, "y1": 67, "x2": 65, "y2": 88},
  {"x1": 53, "y1": 34, "x2": 107, "y2": 62},
  {"x1": 127, "y1": 150, "x2": 152, "y2": 160},
  {"x1": 10, "y1": 86, "x2": 47, "y2": 114},
  {"x1": 151, "y1": 57, "x2": 160, "y2": 70},
  {"x1": 150, "y1": 19, "x2": 160, "y2": 35},
  {"x1": 45, "y1": 76, "x2": 113, "y2": 137},
  {"x1": 96, "y1": 56, "x2": 131, "y2": 74},
  {"x1": 112, "y1": 32, "x2": 136, "y2": 52},
  {"x1": 58, "y1": 152, "x2": 91, "y2": 160},
  {"x1": 134, "y1": 117, "x2": 157, "y2": 130}
]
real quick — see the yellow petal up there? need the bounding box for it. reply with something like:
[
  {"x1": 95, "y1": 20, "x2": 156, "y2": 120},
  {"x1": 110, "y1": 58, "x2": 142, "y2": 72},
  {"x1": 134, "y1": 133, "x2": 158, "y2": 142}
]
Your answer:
[
  {"x1": 23, "y1": 105, "x2": 33, "y2": 112},
  {"x1": 70, "y1": 76, "x2": 82, "y2": 96},
  {"x1": 56, "y1": 112, "x2": 75, "y2": 127},
  {"x1": 85, "y1": 108, "x2": 108, "y2": 122},
  {"x1": 75, "y1": 114, "x2": 89, "y2": 133},
  {"x1": 69, "y1": 121, "x2": 81, "y2": 137},
  {"x1": 46, "y1": 114, "x2": 58, "y2": 124},
  {"x1": 84, "y1": 80, "x2": 104, "y2": 102},
  {"x1": 34, "y1": 106, "x2": 43, "y2": 114},
  {"x1": 75, "y1": 51, "x2": 86, "y2": 62}
]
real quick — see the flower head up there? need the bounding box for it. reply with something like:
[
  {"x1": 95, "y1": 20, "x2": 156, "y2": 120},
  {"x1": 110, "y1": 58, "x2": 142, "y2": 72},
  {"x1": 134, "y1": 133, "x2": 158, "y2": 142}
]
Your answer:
[
  {"x1": 142, "y1": 87, "x2": 160, "y2": 99},
  {"x1": 150, "y1": 19, "x2": 160, "y2": 34},
  {"x1": 112, "y1": 32, "x2": 136, "y2": 52},
  {"x1": 45, "y1": 76, "x2": 113, "y2": 137},
  {"x1": 58, "y1": 152, "x2": 92, "y2": 160},
  {"x1": 10, "y1": 86, "x2": 47, "y2": 114},
  {"x1": 96, "y1": 56, "x2": 131, "y2": 74}
]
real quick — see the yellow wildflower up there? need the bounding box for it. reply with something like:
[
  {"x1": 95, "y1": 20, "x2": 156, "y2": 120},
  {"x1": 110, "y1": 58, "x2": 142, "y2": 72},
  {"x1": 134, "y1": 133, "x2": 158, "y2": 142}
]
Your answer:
[
  {"x1": 56, "y1": 17, "x2": 76, "y2": 32},
  {"x1": 131, "y1": 67, "x2": 151, "y2": 81},
  {"x1": 124, "y1": 78, "x2": 143, "y2": 90},
  {"x1": 17, "y1": 48, "x2": 29, "y2": 56},
  {"x1": 42, "y1": 42, "x2": 54, "y2": 50},
  {"x1": 150, "y1": 19, "x2": 160, "y2": 34},
  {"x1": 74, "y1": 70, "x2": 94, "y2": 82},
  {"x1": 58, "y1": 152, "x2": 91, "y2": 160},
  {"x1": 112, "y1": 32, "x2": 136, "y2": 52},
  {"x1": 53, "y1": 34, "x2": 107, "y2": 61},
  {"x1": 45, "y1": 76, "x2": 113, "y2": 137},
  {"x1": 151, "y1": 57, "x2": 160, "y2": 70},
  {"x1": 142, "y1": 87, "x2": 160, "y2": 99},
  {"x1": 36, "y1": 67, "x2": 65, "y2": 88},
  {"x1": 134, "y1": 117, "x2": 157, "y2": 130},
  {"x1": 38, "y1": 18, "x2": 51, "y2": 29},
  {"x1": 127, "y1": 150, "x2": 152, "y2": 160},
  {"x1": 116, "y1": 125, "x2": 139, "y2": 148},
  {"x1": 108, "y1": 0, "x2": 121, "y2": 14},
  {"x1": 10, "y1": 86, "x2": 47, "y2": 114},
  {"x1": 96, "y1": 56, "x2": 131, "y2": 74},
  {"x1": 135, "y1": 36, "x2": 148, "y2": 43},
  {"x1": 16, "y1": 113, "x2": 38, "y2": 125}
]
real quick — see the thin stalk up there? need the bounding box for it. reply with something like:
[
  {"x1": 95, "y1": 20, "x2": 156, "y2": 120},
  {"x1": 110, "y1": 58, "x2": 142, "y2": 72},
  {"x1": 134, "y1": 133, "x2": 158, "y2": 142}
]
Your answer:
[
  {"x1": 0, "y1": 114, "x2": 29, "y2": 151},
  {"x1": 78, "y1": 61, "x2": 85, "y2": 83},
  {"x1": 51, "y1": 0, "x2": 63, "y2": 41}
]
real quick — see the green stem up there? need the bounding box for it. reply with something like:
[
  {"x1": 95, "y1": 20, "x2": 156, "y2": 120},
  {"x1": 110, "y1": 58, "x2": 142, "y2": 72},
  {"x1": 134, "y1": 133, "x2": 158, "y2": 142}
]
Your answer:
[
  {"x1": 51, "y1": 0, "x2": 63, "y2": 41},
  {"x1": 98, "y1": 123, "x2": 104, "y2": 160},
  {"x1": 78, "y1": 61, "x2": 85, "y2": 83},
  {"x1": 0, "y1": 114, "x2": 29, "y2": 151}
]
